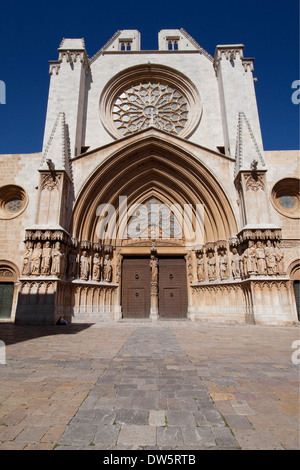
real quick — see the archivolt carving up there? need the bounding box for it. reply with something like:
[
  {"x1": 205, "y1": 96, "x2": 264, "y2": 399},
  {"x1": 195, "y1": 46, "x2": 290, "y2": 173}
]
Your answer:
[
  {"x1": 0, "y1": 269, "x2": 14, "y2": 277},
  {"x1": 70, "y1": 135, "x2": 238, "y2": 248}
]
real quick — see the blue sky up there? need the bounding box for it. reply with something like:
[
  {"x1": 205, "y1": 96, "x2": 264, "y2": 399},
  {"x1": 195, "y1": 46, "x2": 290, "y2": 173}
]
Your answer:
[{"x1": 0, "y1": 0, "x2": 299, "y2": 154}]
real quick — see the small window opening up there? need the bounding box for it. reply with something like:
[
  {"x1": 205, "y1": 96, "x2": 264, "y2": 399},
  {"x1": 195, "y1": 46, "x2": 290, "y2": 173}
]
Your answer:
[
  {"x1": 217, "y1": 146, "x2": 226, "y2": 155},
  {"x1": 120, "y1": 40, "x2": 132, "y2": 51},
  {"x1": 167, "y1": 39, "x2": 179, "y2": 50}
]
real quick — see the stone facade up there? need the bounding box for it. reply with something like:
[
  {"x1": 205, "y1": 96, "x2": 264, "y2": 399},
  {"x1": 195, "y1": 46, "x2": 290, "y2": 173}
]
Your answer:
[{"x1": 0, "y1": 29, "x2": 299, "y2": 325}]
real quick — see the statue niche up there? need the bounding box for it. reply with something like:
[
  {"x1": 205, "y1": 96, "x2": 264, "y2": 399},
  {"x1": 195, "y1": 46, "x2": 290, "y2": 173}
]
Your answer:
[
  {"x1": 150, "y1": 255, "x2": 158, "y2": 283},
  {"x1": 207, "y1": 251, "x2": 216, "y2": 280},
  {"x1": 80, "y1": 250, "x2": 90, "y2": 281},
  {"x1": 256, "y1": 241, "x2": 267, "y2": 275},
  {"x1": 41, "y1": 241, "x2": 52, "y2": 276},
  {"x1": 51, "y1": 241, "x2": 66, "y2": 278},
  {"x1": 92, "y1": 252, "x2": 101, "y2": 282},
  {"x1": 196, "y1": 252, "x2": 205, "y2": 282},
  {"x1": 231, "y1": 247, "x2": 241, "y2": 279},
  {"x1": 265, "y1": 240, "x2": 277, "y2": 275},
  {"x1": 31, "y1": 242, "x2": 43, "y2": 276},
  {"x1": 22, "y1": 241, "x2": 33, "y2": 276},
  {"x1": 218, "y1": 249, "x2": 228, "y2": 280},
  {"x1": 103, "y1": 254, "x2": 112, "y2": 282}
]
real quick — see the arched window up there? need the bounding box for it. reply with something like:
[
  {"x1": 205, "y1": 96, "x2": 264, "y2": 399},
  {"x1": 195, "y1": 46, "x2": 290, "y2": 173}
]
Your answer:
[
  {"x1": 167, "y1": 39, "x2": 180, "y2": 50},
  {"x1": 119, "y1": 41, "x2": 132, "y2": 51}
]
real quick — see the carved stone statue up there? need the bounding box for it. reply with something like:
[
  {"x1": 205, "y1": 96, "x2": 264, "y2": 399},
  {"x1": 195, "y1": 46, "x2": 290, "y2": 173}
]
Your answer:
[
  {"x1": 256, "y1": 241, "x2": 267, "y2": 275},
  {"x1": 197, "y1": 253, "x2": 205, "y2": 281},
  {"x1": 80, "y1": 251, "x2": 90, "y2": 281},
  {"x1": 41, "y1": 241, "x2": 52, "y2": 276},
  {"x1": 150, "y1": 255, "x2": 158, "y2": 283},
  {"x1": 274, "y1": 241, "x2": 285, "y2": 274},
  {"x1": 67, "y1": 251, "x2": 77, "y2": 279},
  {"x1": 51, "y1": 242, "x2": 63, "y2": 277},
  {"x1": 61, "y1": 250, "x2": 67, "y2": 278},
  {"x1": 22, "y1": 241, "x2": 33, "y2": 276},
  {"x1": 231, "y1": 248, "x2": 240, "y2": 278},
  {"x1": 103, "y1": 254, "x2": 112, "y2": 282},
  {"x1": 207, "y1": 252, "x2": 216, "y2": 279},
  {"x1": 92, "y1": 253, "x2": 101, "y2": 281},
  {"x1": 265, "y1": 240, "x2": 277, "y2": 275},
  {"x1": 244, "y1": 240, "x2": 257, "y2": 275},
  {"x1": 219, "y1": 250, "x2": 228, "y2": 279},
  {"x1": 239, "y1": 252, "x2": 245, "y2": 278},
  {"x1": 31, "y1": 242, "x2": 43, "y2": 276}
]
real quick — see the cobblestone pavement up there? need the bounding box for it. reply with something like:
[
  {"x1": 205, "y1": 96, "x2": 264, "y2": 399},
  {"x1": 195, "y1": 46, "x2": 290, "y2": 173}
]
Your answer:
[{"x1": 0, "y1": 321, "x2": 299, "y2": 450}]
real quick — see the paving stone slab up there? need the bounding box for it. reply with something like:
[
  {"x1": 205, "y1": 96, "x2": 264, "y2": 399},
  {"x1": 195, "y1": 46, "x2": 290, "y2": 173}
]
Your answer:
[
  {"x1": 115, "y1": 409, "x2": 149, "y2": 425},
  {"x1": 156, "y1": 426, "x2": 184, "y2": 448},
  {"x1": 93, "y1": 424, "x2": 121, "y2": 447},
  {"x1": 181, "y1": 426, "x2": 216, "y2": 447},
  {"x1": 0, "y1": 322, "x2": 298, "y2": 450},
  {"x1": 117, "y1": 424, "x2": 156, "y2": 447}
]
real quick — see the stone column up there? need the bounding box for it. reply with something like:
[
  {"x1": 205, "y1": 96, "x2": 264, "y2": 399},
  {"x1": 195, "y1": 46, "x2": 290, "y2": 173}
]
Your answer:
[{"x1": 150, "y1": 254, "x2": 159, "y2": 321}]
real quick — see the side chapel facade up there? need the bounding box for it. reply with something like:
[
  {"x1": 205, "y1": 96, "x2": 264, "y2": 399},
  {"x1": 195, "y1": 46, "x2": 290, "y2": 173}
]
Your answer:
[{"x1": 0, "y1": 29, "x2": 299, "y2": 325}]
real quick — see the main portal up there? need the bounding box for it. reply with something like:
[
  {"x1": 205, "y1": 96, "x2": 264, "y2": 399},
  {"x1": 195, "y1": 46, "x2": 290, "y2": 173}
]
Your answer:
[{"x1": 121, "y1": 256, "x2": 187, "y2": 319}]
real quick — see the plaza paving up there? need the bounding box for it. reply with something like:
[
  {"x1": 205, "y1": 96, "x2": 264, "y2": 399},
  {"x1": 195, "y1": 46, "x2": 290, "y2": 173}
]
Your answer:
[{"x1": 0, "y1": 320, "x2": 299, "y2": 450}]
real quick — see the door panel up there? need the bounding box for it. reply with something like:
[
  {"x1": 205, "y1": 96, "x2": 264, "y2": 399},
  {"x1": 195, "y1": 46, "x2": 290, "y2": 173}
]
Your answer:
[
  {"x1": 159, "y1": 257, "x2": 187, "y2": 318},
  {"x1": 0, "y1": 283, "x2": 14, "y2": 319},
  {"x1": 121, "y1": 258, "x2": 151, "y2": 318}
]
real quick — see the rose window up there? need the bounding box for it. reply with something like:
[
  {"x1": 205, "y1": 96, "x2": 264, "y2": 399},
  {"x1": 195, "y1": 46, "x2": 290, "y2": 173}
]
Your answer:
[
  {"x1": 0, "y1": 185, "x2": 28, "y2": 220},
  {"x1": 112, "y1": 82, "x2": 189, "y2": 136}
]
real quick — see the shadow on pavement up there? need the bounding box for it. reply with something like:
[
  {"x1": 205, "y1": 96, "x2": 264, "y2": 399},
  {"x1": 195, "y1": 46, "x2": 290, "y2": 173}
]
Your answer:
[{"x1": 0, "y1": 323, "x2": 94, "y2": 346}]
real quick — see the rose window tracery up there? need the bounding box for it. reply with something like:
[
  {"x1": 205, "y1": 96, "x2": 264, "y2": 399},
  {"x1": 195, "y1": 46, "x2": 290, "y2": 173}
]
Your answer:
[{"x1": 112, "y1": 82, "x2": 189, "y2": 136}]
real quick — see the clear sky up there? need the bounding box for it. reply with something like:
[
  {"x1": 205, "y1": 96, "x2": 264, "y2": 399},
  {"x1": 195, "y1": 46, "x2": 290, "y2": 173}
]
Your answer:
[{"x1": 0, "y1": 0, "x2": 299, "y2": 154}]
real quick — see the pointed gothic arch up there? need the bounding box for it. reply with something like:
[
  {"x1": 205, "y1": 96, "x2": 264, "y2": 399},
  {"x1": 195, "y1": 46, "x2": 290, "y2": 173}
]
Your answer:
[{"x1": 70, "y1": 132, "x2": 238, "y2": 248}]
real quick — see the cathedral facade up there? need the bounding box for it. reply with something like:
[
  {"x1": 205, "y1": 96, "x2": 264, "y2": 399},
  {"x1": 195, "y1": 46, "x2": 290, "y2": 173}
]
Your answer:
[{"x1": 0, "y1": 29, "x2": 299, "y2": 325}]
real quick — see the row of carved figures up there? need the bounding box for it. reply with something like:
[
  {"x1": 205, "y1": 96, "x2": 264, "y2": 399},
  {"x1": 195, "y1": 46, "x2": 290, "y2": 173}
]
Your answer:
[
  {"x1": 195, "y1": 240, "x2": 285, "y2": 282},
  {"x1": 79, "y1": 251, "x2": 112, "y2": 282},
  {"x1": 21, "y1": 241, "x2": 113, "y2": 282}
]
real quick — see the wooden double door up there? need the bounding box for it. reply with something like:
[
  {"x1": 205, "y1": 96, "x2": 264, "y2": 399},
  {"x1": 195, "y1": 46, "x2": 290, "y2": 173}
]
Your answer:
[{"x1": 121, "y1": 256, "x2": 187, "y2": 319}]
